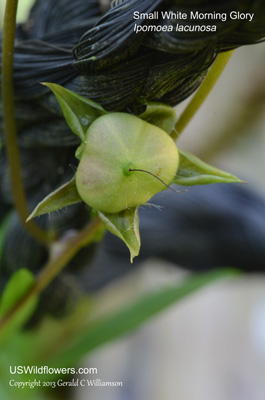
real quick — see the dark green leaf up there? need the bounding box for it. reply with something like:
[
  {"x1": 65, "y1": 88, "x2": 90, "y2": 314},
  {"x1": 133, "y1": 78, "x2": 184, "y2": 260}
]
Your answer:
[
  {"x1": 98, "y1": 207, "x2": 140, "y2": 262},
  {"x1": 43, "y1": 83, "x2": 107, "y2": 142},
  {"x1": 0, "y1": 269, "x2": 38, "y2": 342},
  {"x1": 139, "y1": 102, "x2": 177, "y2": 134},
  {"x1": 173, "y1": 150, "x2": 242, "y2": 186},
  {"x1": 49, "y1": 268, "x2": 239, "y2": 368},
  {"x1": 0, "y1": 214, "x2": 10, "y2": 262},
  {"x1": 26, "y1": 176, "x2": 82, "y2": 221}
]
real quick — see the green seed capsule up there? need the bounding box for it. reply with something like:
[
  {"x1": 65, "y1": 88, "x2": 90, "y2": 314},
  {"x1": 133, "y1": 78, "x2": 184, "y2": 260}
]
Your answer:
[{"x1": 76, "y1": 113, "x2": 179, "y2": 213}]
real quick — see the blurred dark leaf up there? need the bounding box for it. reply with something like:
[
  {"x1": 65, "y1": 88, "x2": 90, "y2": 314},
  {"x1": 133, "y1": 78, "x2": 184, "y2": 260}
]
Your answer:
[{"x1": 0, "y1": 215, "x2": 10, "y2": 262}]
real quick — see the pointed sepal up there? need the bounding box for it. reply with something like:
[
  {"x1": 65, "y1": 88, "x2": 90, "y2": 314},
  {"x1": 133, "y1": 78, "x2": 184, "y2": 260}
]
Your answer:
[
  {"x1": 43, "y1": 83, "x2": 107, "y2": 142},
  {"x1": 27, "y1": 177, "x2": 82, "y2": 221},
  {"x1": 138, "y1": 102, "x2": 177, "y2": 134},
  {"x1": 173, "y1": 150, "x2": 243, "y2": 186},
  {"x1": 98, "y1": 207, "x2": 141, "y2": 262}
]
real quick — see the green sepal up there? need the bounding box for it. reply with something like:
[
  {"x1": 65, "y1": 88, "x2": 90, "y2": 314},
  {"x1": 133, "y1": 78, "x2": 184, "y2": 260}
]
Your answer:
[
  {"x1": 98, "y1": 207, "x2": 141, "y2": 263},
  {"x1": 27, "y1": 176, "x2": 82, "y2": 221},
  {"x1": 138, "y1": 102, "x2": 177, "y2": 134},
  {"x1": 43, "y1": 83, "x2": 107, "y2": 142},
  {"x1": 173, "y1": 150, "x2": 242, "y2": 186},
  {"x1": 75, "y1": 143, "x2": 86, "y2": 160}
]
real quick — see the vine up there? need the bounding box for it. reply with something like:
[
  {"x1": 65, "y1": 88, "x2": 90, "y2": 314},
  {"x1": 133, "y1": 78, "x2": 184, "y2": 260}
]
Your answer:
[
  {"x1": 172, "y1": 50, "x2": 234, "y2": 139},
  {"x1": 1, "y1": 0, "x2": 49, "y2": 245}
]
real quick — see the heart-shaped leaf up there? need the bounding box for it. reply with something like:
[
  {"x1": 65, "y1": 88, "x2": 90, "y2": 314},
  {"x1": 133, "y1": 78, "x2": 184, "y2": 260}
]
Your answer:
[
  {"x1": 43, "y1": 83, "x2": 107, "y2": 142},
  {"x1": 98, "y1": 207, "x2": 140, "y2": 262},
  {"x1": 173, "y1": 150, "x2": 242, "y2": 186},
  {"x1": 139, "y1": 102, "x2": 177, "y2": 134},
  {"x1": 27, "y1": 176, "x2": 82, "y2": 221}
]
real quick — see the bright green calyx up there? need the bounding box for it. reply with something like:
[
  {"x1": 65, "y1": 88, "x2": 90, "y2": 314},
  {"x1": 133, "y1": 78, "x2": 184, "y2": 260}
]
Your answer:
[
  {"x1": 76, "y1": 113, "x2": 179, "y2": 213},
  {"x1": 27, "y1": 84, "x2": 242, "y2": 262}
]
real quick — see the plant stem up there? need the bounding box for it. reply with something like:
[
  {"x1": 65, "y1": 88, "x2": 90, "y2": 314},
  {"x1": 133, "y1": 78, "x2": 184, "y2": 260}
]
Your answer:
[
  {"x1": 0, "y1": 217, "x2": 103, "y2": 330},
  {"x1": 1, "y1": 0, "x2": 49, "y2": 245},
  {"x1": 171, "y1": 50, "x2": 234, "y2": 140}
]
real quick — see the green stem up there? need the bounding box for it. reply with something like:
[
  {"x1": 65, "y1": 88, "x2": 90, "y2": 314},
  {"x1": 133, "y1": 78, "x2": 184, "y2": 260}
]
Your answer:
[
  {"x1": 0, "y1": 217, "x2": 103, "y2": 330},
  {"x1": 171, "y1": 50, "x2": 234, "y2": 140},
  {"x1": 1, "y1": 0, "x2": 49, "y2": 245}
]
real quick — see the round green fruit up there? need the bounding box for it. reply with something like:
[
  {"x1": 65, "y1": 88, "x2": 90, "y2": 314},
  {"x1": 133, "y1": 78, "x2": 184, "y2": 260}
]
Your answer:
[{"x1": 76, "y1": 113, "x2": 179, "y2": 213}]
